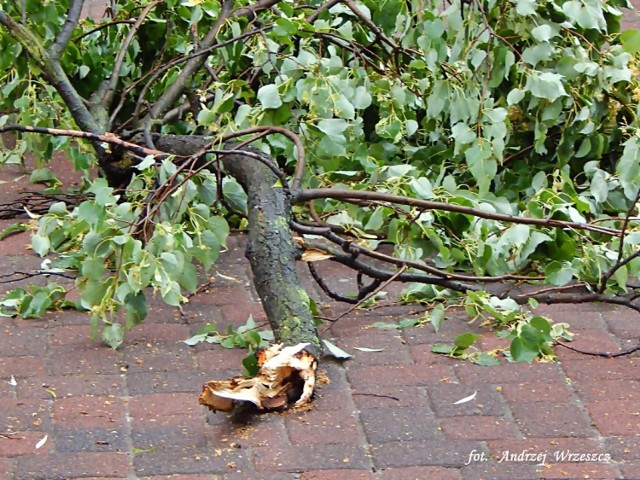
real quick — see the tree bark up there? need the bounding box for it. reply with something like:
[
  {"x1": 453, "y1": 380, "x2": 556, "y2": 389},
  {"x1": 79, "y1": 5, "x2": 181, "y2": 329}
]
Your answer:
[{"x1": 151, "y1": 135, "x2": 321, "y2": 357}]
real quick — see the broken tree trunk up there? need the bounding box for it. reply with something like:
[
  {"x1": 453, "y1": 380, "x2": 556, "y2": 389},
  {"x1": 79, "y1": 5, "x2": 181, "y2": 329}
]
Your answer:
[
  {"x1": 220, "y1": 147, "x2": 322, "y2": 357},
  {"x1": 150, "y1": 136, "x2": 321, "y2": 411}
]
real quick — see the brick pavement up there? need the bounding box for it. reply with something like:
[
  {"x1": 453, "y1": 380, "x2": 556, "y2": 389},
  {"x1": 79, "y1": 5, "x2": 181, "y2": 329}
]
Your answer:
[
  {"x1": 1, "y1": 181, "x2": 640, "y2": 480},
  {"x1": 2, "y1": 4, "x2": 640, "y2": 480}
]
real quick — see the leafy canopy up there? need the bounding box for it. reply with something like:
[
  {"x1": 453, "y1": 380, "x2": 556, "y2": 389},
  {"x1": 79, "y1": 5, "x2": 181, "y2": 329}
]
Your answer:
[{"x1": 1, "y1": 0, "x2": 640, "y2": 359}]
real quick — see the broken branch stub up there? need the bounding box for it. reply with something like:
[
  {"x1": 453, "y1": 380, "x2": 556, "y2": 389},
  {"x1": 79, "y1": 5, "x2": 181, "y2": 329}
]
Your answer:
[{"x1": 199, "y1": 343, "x2": 318, "y2": 412}]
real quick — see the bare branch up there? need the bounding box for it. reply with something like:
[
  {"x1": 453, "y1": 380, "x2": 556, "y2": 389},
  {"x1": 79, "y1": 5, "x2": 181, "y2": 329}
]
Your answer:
[
  {"x1": 146, "y1": 0, "x2": 236, "y2": 122},
  {"x1": 0, "y1": 10, "x2": 104, "y2": 142},
  {"x1": 0, "y1": 124, "x2": 167, "y2": 158},
  {"x1": 50, "y1": 0, "x2": 85, "y2": 60},
  {"x1": 103, "y1": 0, "x2": 162, "y2": 110},
  {"x1": 294, "y1": 188, "x2": 621, "y2": 237}
]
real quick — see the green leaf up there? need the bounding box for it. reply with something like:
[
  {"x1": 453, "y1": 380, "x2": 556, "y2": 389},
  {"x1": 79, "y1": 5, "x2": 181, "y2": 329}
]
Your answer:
[
  {"x1": 620, "y1": 29, "x2": 640, "y2": 54},
  {"x1": 432, "y1": 344, "x2": 455, "y2": 354},
  {"x1": 317, "y1": 118, "x2": 348, "y2": 136},
  {"x1": 510, "y1": 336, "x2": 539, "y2": 363},
  {"x1": 372, "y1": 321, "x2": 400, "y2": 330},
  {"x1": 471, "y1": 353, "x2": 501, "y2": 366},
  {"x1": 429, "y1": 304, "x2": 445, "y2": 333},
  {"x1": 322, "y1": 340, "x2": 351, "y2": 359},
  {"x1": 515, "y1": 0, "x2": 537, "y2": 16},
  {"x1": 454, "y1": 332, "x2": 482, "y2": 350},
  {"x1": 242, "y1": 353, "x2": 260, "y2": 377},
  {"x1": 545, "y1": 261, "x2": 574, "y2": 286},
  {"x1": 103, "y1": 323, "x2": 124, "y2": 349},
  {"x1": 125, "y1": 291, "x2": 147, "y2": 328},
  {"x1": 31, "y1": 234, "x2": 51, "y2": 256},
  {"x1": 257, "y1": 84, "x2": 282, "y2": 109},
  {"x1": 526, "y1": 72, "x2": 567, "y2": 101}
]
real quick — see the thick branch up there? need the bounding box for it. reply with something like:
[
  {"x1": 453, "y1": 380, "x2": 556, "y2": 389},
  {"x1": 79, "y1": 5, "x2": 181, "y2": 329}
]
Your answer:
[
  {"x1": 146, "y1": 0, "x2": 235, "y2": 121},
  {"x1": 219, "y1": 147, "x2": 322, "y2": 357},
  {"x1": 0, "y1": 10, "x2": 104, "y2": 142}
]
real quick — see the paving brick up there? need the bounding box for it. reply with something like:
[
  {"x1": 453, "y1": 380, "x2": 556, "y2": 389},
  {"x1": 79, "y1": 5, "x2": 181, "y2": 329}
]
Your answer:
[
  {"x1": 359, "y1": 407, "x2": 441, "y2": 443},
  {"x1": 586, "y1": 399, "x2": 640, "y2": 436},
  {"x1": 540, "y1": 462, "x2": 620, "y2": 479},
  {"x1": 427, "y1": 384, "x2": 507, "y2": 417},
  {"x1": 346, "y1": 364, "x2": 454, "y2": 388},
  {"x1": 142, "y1": 476, "x2": 215, "y2": 480},
  {"x1": 133, "y1": 445, "x2": 251, "y2": 476},
  {"x1": 335, "y1": 332, "x2": 413, "y2": 366},
  {"x1": 440, "y1": 416, "x2": 521, "y2": 441},
  {"x1": 0, "y1": 398, "x2": 51, "y2": 432},
  {"x1": 619, "y1": 460, "x2": 640, "y2": 480},
  {"x1": 0, "y1": 227, "x2": 33, "y2": 256},
  {"x1": 409, "y1": 343, "x2": 465, "y2": 364},
  {"x1": 121, "y1": 342, "x2": 196, "y2": 374},
  {"x1": 379, "y1": 466, "x2": 462, "y2": 480},
  {"x1": 190, "y1": 285, "x2": 254, "y2": 306},
  {"x1": 141, "y1": 474, "x2": 215, "y2": 480},
  {"x1": 16, "y1": 374, "x2": 122, "y2": 399},
  {"x1": 454, "y1": 362, "x2": 566, "y2": 385},
  {"x1": 351, "y1": 385, "x2": 430, "y2": 410},
  {"x1": 52, "y1": 395, "x2": 125, "y2": 428},
  {"x1": 371, "y1": 440, "x2": 486, "y2": 468},
  {"x1": 0, "y1": 458, "x2": 13, "y2": 480},
  {"x1": 48, "y1": 324, "x2": 99, "y2": 347},
  {"x1": 604, "y1": 434, "x2": 640, "y2": 461},
  {"x1": 300, "y1": 470, "x2": 375, "y2": 480},
  {"x1": 0, "y1": 431, "x2": 52, "y2": 456},
  {"x1": 253, "y1": 444, "x2": 371, "y2": 472},
  {"x1": 129, "y1": 393, "x2": 202, "y2": 427},
  {"x1": 573, "y1": 379, "x2": 640, "y2": 402},
  {"x1": 194, "y1": 347, "x2": 247, "y2": 372},
  {"x1": 0, "y1": 356, "x2": 47, "y2": 379},
  {"x1": 499, "y1": 381, "x2": 573, "y2": 403},
  {"x1": 509, "y1": 402, "x2": 595, "y2": 438},
  {"x1": 402, "y1": 320, "x2": 477, "y2": 346},
  {"x1": 120, "y1": 323, "x2": 192, "y2": 344},
  {"x1": 312, "y1": 384, "x2": 358, "y2": 412},
  {"x1": 286, "y1": 408, "x2": 363, "y2": 446},
  {"x1": 487, "y1": 437, "x2": 604, "y2": 462},
  {"x1": 534, "y1": 306, "x2": 606, "y2": 330},
  {"x1": 48, "y1": 346, "x2": 122, "y2": 376},
  {"x1": 561, "y1": 358, "x2": 640, "y2": 381},
  {"x1": 15, "y1": 452, "x2": 130, "y2": 480},
  {"x1": 459, "y1": 462, "x2": 543, "y2": 480},
  {"x1": 0, "y1": 325, "x2": 48, "y2": 356},
  {"x1": 555, "y1": 330, "x2": 621, "y2": 360},
  {"x1": 126, "y1": 370, "x2": 210, "y2": 396},
  {"x1": 220, "y1": 303, "x2": 267, "y2": 327},
  {"x1": 607, "y1": 313, "x2": 640, "y2": 339},
  {"x1": 53, "y1": 426, "x2": 129, "y2": 452},
  {"x1": 208, "y1": 414, "x2": 290, "y2": 449},
  {"x1": 132, "y1": 424, "x2": 207, "y2": 450}
]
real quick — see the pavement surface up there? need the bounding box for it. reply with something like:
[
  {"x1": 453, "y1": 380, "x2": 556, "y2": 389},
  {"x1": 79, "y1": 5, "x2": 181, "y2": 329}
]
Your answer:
[
  {"x1": 2, "y1": 4, "x2": 640, "y2": 480},
  {"x1": 1, "y1": 175, "x2": 640, "y2": 480}
]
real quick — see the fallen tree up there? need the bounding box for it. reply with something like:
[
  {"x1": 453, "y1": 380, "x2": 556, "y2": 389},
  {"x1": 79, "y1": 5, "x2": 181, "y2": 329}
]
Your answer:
[{"x1": 1, "y1": 0, "x2": 640, "y2": 410}]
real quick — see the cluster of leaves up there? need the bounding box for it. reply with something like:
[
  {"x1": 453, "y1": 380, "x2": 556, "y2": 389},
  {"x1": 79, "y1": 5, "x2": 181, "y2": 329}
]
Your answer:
[
  {"x1": 374, "y1": 289, "x2": 573, "y2": 363},
  {"x1": 1, "y1": 0, "x2": 640, "y2": 357},
  {"x1": 184, "y1": 315, "x2": 274, "y2": 375},
  {"x1": 0, "y1": 161, "x2": 229, "y2": 347}
]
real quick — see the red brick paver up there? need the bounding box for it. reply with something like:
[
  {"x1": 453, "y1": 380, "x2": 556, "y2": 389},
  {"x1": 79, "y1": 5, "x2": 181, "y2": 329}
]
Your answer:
[{"x1": 2, "y1": 5, "x2": 640, "y2": 480}]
